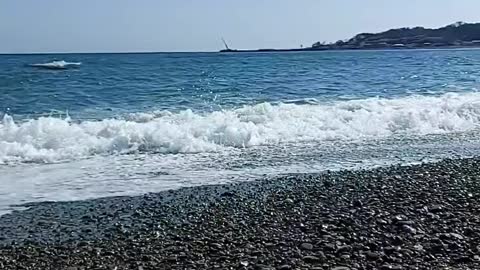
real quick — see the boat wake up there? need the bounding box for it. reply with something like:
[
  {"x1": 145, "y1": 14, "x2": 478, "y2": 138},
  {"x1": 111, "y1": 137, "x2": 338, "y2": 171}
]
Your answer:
[{"x1": 30, "y1": 60, "x2": 82, "y2": 70}]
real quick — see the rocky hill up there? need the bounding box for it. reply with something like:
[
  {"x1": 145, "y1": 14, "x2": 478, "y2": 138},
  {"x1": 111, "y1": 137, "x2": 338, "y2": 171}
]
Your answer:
[
  {"x1": 312, "y1": 22, "x2": 480, "y2": 50},
  {"x1": 220, "y1": 22, "x2": 480, "y2": 52}
]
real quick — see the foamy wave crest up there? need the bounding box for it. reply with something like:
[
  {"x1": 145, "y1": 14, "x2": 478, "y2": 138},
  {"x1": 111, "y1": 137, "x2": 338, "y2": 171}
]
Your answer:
[
  {"x1": 2, "y1": 92, "x2": 480, "y2": 164},
  {"x1": 30, "y1": 60, "x2": 81, "y2": 69}
]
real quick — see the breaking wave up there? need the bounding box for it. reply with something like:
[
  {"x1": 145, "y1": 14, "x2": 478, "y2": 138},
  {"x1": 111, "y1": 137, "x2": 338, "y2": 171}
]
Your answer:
[
  {"x1": 2, "y1": 92, "x2": 480, "y2": 164},
  {"x1": 30, "y1": 60, "x2": 82, "y2": 69}
]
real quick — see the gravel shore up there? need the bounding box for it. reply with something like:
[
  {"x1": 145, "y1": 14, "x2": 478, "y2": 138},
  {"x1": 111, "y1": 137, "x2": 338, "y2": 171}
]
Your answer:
[{"x1": 1, "y1": 158, "x2": 480, "y2": 269}]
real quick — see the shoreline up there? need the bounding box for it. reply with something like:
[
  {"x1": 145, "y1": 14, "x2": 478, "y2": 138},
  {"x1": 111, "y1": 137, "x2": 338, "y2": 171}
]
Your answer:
[
  {"x1": 1, "y1": 157, "x2": 480, "y2": 269},
  {"x1": 219, "y1": 45, "x2": 480, "y2": 53}
]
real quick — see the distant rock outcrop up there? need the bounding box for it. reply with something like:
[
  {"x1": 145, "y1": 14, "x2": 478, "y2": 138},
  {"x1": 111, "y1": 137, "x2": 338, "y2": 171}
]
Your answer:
[
  {"x1": 312, "y1": 22, "x2": 480, "y2": 50},
  {"x1": 220, "y1": 22, "x2": 480, "y2": 53}
]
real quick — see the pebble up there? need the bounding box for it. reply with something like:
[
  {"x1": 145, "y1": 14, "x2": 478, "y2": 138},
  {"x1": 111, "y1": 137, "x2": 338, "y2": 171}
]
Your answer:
[
  {"x1": 402, "y1": 225, "x2": 417, "y2": 234},
  {"x1": 303, "y1": 255, "x2": 321, "y2": 263},
  {"x1": 449, "y1": 233, "x2": 464, "y2": 240},
  {"x1": 366, "y1": 251, "x2": 381, "y2": 260},
  {"x1": 336, "y1": 245, "x2": 352, "y2": 254},
  {"x1": 380, "y1": 264, "x2": 403, "y2": 270},
  {"x1": 392, "y1": 236, "x2": 404, "y2": 246},
  {"x1": 353, "y1": 199, "x2": 363, "y2": 207},
  {"x1": 429, "y1": 205, "x2": 443, "y2": 213},
  {"x1": 413, "y1": 244, "x2": 423, "y2": 251},
  {"x1": 300, "y1": 243, "x2": 313, "y2": 250}
]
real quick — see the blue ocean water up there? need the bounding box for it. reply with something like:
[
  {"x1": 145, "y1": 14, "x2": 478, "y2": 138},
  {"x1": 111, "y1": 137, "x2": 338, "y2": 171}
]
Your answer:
[
  {"x1": 2, "y1": 50, "x2": 480, "y2": 120},
  {"x1": 2, "y1": 49, "x2": 480, "y2": 213}
]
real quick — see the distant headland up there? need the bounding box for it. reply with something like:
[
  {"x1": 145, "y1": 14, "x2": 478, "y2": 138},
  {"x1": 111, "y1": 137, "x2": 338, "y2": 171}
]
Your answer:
[{"x1": 220, "y1": 22, "x2": 480, "y2": 52}]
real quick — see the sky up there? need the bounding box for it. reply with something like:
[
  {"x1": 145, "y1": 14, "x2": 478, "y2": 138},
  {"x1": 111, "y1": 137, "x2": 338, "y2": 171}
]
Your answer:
[{"x1": 1, "y1": 0, "x2": 479, "y2": 53}]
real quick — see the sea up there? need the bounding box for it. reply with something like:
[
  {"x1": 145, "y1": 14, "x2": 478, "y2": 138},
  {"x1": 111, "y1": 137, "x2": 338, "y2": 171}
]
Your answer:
[{"x1": 2, "y1": 49, "x2": 480, "y2": 214}]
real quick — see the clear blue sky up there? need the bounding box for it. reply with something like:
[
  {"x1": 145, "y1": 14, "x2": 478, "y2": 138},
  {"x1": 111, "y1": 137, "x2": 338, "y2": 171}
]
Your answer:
[{"x1": 1, "y1": 0, "x2": 479, "y2": 53}]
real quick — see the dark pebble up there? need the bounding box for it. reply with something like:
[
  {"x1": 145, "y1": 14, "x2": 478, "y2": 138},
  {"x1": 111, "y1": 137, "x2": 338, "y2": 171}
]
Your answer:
[
  {"x1": 300, "y1": 243, "x2": 313, "y2": 250},
  {"x1": 303, "y1": 255, "x2": 321, "y2": 263}
]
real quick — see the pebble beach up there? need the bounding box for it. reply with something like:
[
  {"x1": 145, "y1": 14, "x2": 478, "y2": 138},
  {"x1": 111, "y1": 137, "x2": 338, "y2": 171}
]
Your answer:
[{"x1": 1, "y1": 158, "x2": 480, "y2": 269}]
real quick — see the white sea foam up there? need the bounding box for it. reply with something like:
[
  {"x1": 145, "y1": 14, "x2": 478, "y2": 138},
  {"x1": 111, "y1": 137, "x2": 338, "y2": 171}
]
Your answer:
[
  {"x1": 30, "y1": 60, "x2": 81, "y2": 69},
  {"x1": 2, "y1": 92, "x2": 480, "y2": 164}
]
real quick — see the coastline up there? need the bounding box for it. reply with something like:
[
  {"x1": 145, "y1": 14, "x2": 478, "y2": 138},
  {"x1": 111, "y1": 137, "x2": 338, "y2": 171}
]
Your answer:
[
  {"x1": 220, "y1": 22, "x2": 480, "y2": 54},
  {"x1": 1, "y1": 158, "x2": 480, "y2": 269},
  {"x1": 219, "y1": 45, "x2": 480, "y2": 53}
]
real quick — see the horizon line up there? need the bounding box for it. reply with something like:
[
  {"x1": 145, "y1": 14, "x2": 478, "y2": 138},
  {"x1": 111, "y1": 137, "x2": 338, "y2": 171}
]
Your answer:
[{"x1": 0, "y1": 50, "x2": 221, "y2": 55}]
